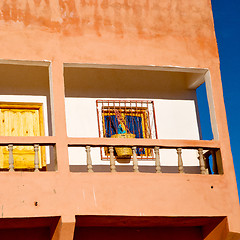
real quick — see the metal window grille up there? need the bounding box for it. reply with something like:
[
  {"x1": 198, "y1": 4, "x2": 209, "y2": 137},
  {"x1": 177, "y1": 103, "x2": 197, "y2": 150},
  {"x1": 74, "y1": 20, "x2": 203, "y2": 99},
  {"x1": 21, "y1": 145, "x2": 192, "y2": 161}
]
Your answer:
[{"x1": 96, "y1": 100, "x2": 158, "y2": 160}]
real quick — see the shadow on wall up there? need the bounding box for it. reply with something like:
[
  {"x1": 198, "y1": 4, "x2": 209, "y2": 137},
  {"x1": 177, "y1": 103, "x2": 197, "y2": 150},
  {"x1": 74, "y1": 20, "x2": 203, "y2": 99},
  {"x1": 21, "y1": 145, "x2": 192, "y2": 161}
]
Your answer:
[
  {"x1": 0, "y1": 63, "x2": 53, "y2": 136},
  {"x1": 70, "y1": 165, "x2": 201, "y2": 174},
  {"x1": 64, "y1": 66, "x2": 198, "y2": 100}
]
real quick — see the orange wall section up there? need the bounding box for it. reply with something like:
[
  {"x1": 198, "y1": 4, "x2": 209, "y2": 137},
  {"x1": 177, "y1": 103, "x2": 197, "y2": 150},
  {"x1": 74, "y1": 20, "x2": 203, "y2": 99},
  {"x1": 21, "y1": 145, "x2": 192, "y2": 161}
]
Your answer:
[
  {"x1": 0, "y1": 0, "x2": 219, "y2": 68},
  {"x1": 0, "y1": 0, "x2": 239, "y2": 239}
]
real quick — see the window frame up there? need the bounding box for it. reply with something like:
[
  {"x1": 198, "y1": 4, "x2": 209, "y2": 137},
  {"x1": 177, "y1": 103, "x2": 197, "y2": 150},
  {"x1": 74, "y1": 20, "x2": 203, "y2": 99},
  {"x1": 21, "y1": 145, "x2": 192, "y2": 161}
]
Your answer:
[{"x1": 96, "y1": 100, "x2": 158, "y2": 160}]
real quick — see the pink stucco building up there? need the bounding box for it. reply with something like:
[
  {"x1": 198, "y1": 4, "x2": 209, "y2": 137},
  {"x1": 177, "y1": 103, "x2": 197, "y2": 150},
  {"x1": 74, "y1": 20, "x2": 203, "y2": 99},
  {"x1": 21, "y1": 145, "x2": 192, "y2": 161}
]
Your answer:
[{"x1": 0, "y1": 0, "x2": 239, "y2": 239}]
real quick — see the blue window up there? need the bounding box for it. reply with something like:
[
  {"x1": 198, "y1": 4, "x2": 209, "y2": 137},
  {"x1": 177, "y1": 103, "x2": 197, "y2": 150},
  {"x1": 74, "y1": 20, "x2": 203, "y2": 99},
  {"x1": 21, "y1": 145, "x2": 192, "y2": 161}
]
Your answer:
[{"x1": 104, "y1": 114, "x2": 145, "y2": 155}]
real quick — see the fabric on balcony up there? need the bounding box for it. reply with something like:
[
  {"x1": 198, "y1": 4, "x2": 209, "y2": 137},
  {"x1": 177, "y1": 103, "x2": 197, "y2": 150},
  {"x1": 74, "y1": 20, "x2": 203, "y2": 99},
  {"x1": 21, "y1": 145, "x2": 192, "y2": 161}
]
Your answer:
[
  {"x1": 104, "y1": 114, "x2": 145, "y2": 155},
  {"x1": 104, "y1": 115, "x2": 118, "y2": 137},
  {"x1": 125, "y1": 115, "x2": 145, "y2": 155},
  {"x1": 125, "y1": 115, "x2": 143, "y2": 138}
]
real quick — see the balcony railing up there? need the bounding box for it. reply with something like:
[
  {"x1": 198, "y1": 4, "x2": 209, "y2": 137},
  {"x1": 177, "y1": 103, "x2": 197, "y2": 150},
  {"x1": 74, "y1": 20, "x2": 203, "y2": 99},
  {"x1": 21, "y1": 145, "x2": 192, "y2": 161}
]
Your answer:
[
  {"x1": 0, "y1": 136, "x2": 56, "y2": 172},
  {"x1": 0, "y1": 137, "x2": 221, "y2": 174},
  {"x1": 68, "y1": 138, "x2": 222, "y2": 174},
  {"x1": 7, "y1": 144, "x2": 40, "y2": 172}
]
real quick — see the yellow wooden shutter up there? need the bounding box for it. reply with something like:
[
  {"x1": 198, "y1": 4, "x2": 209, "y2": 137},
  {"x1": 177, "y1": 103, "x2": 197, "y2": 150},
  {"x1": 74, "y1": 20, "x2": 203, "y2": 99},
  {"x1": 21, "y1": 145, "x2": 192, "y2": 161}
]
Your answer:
[{"x1": 0, "y1": 105, "x2": 46, "y2": 169}]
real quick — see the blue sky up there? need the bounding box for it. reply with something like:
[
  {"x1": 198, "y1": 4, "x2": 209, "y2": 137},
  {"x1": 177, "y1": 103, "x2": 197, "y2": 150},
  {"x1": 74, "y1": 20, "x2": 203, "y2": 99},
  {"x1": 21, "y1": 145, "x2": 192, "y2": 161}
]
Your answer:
[{"x1": 209, "y1": 1, "x2": 240, "y2": 197}]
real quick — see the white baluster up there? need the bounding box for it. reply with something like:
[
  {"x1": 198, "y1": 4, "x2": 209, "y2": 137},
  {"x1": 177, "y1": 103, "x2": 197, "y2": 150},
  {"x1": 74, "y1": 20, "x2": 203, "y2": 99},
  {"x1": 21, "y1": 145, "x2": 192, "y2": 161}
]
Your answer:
[
  {"x1": 132, "y1": 147, "x2": 139, "y2": 172},
  {"x1": 109, "y1": 147, "x2": 116, "y2": 172},
  {"x1": 85, "y1": 146, "x2": 93, "y2": 173},
  {"x1": 198, "y1": 148, "x2": 206, "y2": 174},
  {"x1": 177, "y1": 148, "x2": 184, "y2": 173},
  {"x1": 34, "y1": 144, "x2": 40, "y2": 172},
  {"x1": 154, "y1": 147, "x2": 162, "y2": 173},
  {"x1": 8, "y1": 144, "x2": 14, "y2": 172}
]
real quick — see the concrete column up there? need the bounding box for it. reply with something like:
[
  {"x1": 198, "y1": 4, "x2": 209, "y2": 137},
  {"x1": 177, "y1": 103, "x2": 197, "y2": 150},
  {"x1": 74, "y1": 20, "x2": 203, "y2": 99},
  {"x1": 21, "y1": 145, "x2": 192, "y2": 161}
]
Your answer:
[
  {"x1": 50, "y1": 61, "x2": 69, "y2": 173},
  {"x1": 52, "y1": 215, "x2": 75, "y2": 240}
]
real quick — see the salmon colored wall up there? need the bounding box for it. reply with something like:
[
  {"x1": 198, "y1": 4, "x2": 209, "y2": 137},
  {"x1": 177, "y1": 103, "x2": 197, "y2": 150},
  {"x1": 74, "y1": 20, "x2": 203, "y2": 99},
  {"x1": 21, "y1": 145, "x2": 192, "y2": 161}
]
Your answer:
[
  {"x1": 0, "y1": 0, "x2": 239, "y2": 239},
  {"x1": 0, "y1": 0, "x2": 218, "y2": 67}
]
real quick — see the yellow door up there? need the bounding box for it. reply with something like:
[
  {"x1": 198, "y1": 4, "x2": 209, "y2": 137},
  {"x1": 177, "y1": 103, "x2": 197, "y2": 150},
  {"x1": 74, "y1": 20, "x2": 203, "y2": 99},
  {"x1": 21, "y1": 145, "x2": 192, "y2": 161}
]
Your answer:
[{"x1": 0, "y1": 104, "x2": 46, "y2": 169}]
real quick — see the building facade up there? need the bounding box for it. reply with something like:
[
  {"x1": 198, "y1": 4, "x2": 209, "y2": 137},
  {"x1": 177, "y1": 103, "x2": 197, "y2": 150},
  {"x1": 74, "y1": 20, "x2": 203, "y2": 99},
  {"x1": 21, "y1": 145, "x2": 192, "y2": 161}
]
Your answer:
[{"x1": 0, "y1": 0, "x2": 239, "y2": 239}]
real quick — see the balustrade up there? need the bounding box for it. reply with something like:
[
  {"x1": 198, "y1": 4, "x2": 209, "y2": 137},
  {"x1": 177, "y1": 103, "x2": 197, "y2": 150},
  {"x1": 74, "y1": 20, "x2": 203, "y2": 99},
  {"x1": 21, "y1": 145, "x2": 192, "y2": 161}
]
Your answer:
[
  {"x1": 7, "y1": 144, "x2": 40, "y2": 172},
  {"x1": 1, "y1": 141, "x2": 220, "y2": 174},
  {"x1": 0, "y1": 143, "x2": 55, "y2": 172},
  {"x1": 79, "y1": 144, "x2": 220, "y2": 174}
]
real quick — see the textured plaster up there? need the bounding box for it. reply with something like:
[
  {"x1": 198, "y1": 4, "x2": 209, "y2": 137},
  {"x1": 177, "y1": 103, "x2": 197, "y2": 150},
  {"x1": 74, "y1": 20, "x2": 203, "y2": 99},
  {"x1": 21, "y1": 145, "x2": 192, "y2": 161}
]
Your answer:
[{"x1": 0, "y1": 0, "x2": 239, "y2": 239}]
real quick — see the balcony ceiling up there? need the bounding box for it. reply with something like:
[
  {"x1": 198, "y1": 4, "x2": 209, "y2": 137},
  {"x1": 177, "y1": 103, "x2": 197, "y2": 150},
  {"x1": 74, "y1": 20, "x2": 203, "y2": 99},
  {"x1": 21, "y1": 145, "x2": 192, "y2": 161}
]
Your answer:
[{"x1": 64, "y1": 64, "x2": 207, "y2": 99}]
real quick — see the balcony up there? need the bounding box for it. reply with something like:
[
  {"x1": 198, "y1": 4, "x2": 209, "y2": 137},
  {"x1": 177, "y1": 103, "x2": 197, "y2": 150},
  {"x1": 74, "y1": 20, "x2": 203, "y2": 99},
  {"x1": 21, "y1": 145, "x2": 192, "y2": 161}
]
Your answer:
[
  {"x1": 0, "y1": 138, "x2": 221, "y2": 175},
  {"x1": 0, "y1": 61, "x2": 222, "y2": 174},
  {"x1": 64, "y1": 63, "x2": 221, "y2": 175},
  {"x1": 0, "y1": 60, "x2": 239, "y2": 240},
  {"x1": 68, "y1": 138, "x2": 222, "y2": 174}
]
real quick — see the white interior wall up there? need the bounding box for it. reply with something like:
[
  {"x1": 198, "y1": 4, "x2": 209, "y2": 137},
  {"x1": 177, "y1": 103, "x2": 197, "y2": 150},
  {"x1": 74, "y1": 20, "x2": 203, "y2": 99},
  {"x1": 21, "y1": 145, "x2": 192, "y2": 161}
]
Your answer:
[{"x1": 66, "y1": 97, "x2": 200, "y2": 167}]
